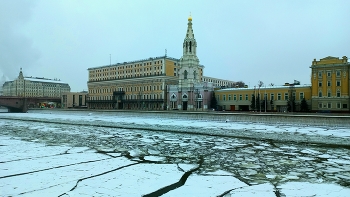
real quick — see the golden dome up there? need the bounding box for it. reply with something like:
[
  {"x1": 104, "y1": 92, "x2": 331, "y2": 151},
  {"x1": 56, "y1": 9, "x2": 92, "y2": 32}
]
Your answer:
[{"x1": 188, "y1": 14, "x2": 192, "y2": 21}]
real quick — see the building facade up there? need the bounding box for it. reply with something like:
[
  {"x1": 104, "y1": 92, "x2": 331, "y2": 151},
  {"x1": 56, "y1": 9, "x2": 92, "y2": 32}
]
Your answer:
[
  {"x1": 311, "y1": 56, "x2": 349, "y2": 112},
  {"x1": 87, "y1": 56, "x2": 180, "y2": 110},
  {"x1": 202, "y1": 76, "x2": 237, "y2": 88},
  {"x1": 2, "y1": 69, "x2": 70, "y2": 97},
  {"x1": 215, "y1": 56, "x2": 349, "y2": 113},
  {"x1": 87, "y1": 16, "x2": 234, "y2": 111},
  {"x1": 216, "y1": 84, "x2": 312, "y2": 112},
  {"x1": 61, "y1": 91, "x2": 88, "y2": 108}
]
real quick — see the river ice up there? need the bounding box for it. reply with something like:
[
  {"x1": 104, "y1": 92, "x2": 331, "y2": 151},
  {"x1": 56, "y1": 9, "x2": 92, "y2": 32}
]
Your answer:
[{"x1": 0, "y1": 109, "x2": 349, "y2": 196}]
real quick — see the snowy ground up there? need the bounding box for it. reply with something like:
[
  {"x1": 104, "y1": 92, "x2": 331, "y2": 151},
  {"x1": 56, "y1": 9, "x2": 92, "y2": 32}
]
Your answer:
[{"x1": 1, "y1": 109, "x2": 350, "y2": 196}]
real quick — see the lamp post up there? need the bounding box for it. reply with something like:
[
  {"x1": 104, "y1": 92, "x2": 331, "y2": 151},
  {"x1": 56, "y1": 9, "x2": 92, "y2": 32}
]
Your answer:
[
  {"x1": 265, "y1": 85, "x2": 267, "y2": 113},
  {"x1": 177, "y1": 86, "x2": 181, "y2": 110},
  {"x1": 289, "y1": 84, "x2": 295, "y2": 113}
]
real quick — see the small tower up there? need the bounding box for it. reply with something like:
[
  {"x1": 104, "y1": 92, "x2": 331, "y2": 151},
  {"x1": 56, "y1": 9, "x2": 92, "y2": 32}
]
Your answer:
[
  {"x1": 18, "y1": 68, "x2": 24, "y2": 79},
  {"x1": 178, "y1": 14, "x2": 201, "y2": 88}
]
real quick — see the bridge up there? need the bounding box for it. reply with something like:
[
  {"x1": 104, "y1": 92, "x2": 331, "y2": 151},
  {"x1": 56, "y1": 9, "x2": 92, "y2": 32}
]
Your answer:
[{"x1": 0, "y1": 96, "x2": 61, "y2": 112}]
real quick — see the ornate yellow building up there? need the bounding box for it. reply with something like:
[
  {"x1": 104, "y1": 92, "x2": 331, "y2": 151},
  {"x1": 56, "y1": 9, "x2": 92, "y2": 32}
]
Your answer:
[{"x1": 311, "y1": 56, "x2": 349, "y2": 112}]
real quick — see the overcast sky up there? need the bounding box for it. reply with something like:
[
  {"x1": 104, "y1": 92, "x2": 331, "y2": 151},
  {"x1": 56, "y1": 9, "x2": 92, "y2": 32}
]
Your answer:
[{"x1": 1, "y1": 0, "x2": 349, "y2": 91}]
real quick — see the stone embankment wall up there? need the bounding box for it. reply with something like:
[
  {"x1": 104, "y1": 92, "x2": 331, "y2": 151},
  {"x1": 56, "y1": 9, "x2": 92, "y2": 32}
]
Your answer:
[{"x1": 102, "y1": 110, "x2": 350, "y2": 127}]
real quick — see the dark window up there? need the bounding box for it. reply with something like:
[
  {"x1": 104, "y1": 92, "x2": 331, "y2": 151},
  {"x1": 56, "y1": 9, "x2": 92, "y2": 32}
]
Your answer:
[
  {"x1": 337, "y1": 91, "x2": 341, "y2": 97},
  {"x1": 343, "y1": 104, "x2": 348, "y2": 109},
  {"x1": 336, "y1": 70, "x2": 341, "y2": 77},
  {"x1": 79, "y1": 95, "x2": 82, "y2": 106}
]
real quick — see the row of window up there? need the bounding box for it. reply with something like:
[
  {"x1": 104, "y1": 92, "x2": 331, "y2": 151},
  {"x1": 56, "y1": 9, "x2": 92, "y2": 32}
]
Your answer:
[
  {"x1": 203, "y1": 78, "x2": 234, "y2": 86},
  {"x1": 92, "y1": 61, "x2": 166, "y2": 73},
  {"x1": 90, "y1": 72, "x2": 166, "y2": 81},
  {"x1": 219, "y1": 92, "x2": 304, "y2": 101},
  {"x1": 170, "y1": 94, "x2": 203, "y2": 99},
  {"x1": 9, "y1": 82, "x2": 68, "y2": 88},
  {"x1": 89, "y1": 85, "x2": 164, "y2": 94},
  {"x1": 91, "y1": 67, "x2": 164, "y2": 77},
  {"x1": 318, "y1": 90, "x2": 341, "y2": 97},
  {"x1": 318, "y1": 70, "x2": 342, "y2": 78},
  {"x1": 90, "y1": 94, "x2": 164, "y2": 100},
  {"x1": 318, "y1": 102, "x2": 348, "y2": 109},
  {"x1": 318, "y1": 80, "x2": 341, "y2": 87}
]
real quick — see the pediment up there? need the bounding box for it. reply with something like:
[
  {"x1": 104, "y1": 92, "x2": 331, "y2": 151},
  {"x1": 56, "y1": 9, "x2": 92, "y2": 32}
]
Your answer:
[{"x1": 321, "y1": 56, "x2": 338, "y2": 60}]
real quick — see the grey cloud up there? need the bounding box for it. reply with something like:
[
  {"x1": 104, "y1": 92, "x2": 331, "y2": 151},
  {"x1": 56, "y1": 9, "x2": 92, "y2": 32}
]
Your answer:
[{"x1": 0, "y1": 0, "x2": 40, "y2": 80}]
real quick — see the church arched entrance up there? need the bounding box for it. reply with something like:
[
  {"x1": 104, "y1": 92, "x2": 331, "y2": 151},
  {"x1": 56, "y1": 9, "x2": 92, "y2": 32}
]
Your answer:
[{"x1": 182, "y1": 101, "x2": 188, "y2": 110}]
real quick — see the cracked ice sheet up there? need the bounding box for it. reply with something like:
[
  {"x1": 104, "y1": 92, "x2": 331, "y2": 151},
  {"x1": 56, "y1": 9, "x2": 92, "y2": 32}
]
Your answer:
[
  {"x1": 0, "y1": 137, "x2": 70, "y2": 161},
  {"x1": 0, "y1": 137, "x2": 135, "y2": 197},
  {"x1": 1, "y1": 158, "x2": 136, "y2": 197},
  {"x1": 280, "y1": 182, "x2": 350, "y2": 197},
  {"x1": 64, "y1": 163, "x2": 185, "y2": 196},
  {"x1": 1, "y1": 152, "x2": 110, "y2": 178},
  {"x1": 226, "y1": 183, "x2": 276, "y2": 197},
  {"x1": 163, "y1": 174, "x2": 247, "y2": 197}
]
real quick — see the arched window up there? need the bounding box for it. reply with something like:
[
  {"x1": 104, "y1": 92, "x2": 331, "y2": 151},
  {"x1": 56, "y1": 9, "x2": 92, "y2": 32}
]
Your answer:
[
  {"x1": 193, "y1": 70, "x2": 197, "y2": 79},
  {"x1": 318, "y1": 91, "x2": 322, "y2": 97},
  {"x1": 183, "y1": 94, "x2": 188, "y2": 99},
  {"x1": 184, "y1": 70, "x2": 188, "y2": 79},
  {"x1": 189, "y1": 41, "x2": 192, "y2": 52}
]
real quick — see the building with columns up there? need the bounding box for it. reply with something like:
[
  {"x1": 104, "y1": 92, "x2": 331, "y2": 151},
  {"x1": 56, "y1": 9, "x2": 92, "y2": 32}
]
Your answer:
[
  {"x1": 87, "y1": 16, "x2": 233, "y2": 110},
  {"x1": 87, "y1": 56, "x2": 180, "y2": 110}
]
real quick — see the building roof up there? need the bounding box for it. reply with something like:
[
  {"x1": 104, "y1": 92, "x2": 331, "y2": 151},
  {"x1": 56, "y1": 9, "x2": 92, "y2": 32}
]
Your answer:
[
  {"x1": 88, "y1": 55, "x2": 180, "y2": 70},
  {"x1": 24, "y1": 77, "x2": 68, "y2": 84},
  {"x1": 217, "y1": 84, "x2": 311, "y2": 92}
]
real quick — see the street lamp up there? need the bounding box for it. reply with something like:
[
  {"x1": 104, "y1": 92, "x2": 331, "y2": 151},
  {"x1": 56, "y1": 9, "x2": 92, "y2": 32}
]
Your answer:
[{"x1": 264, "y1": 85, "x2": 267, "y2": 113}]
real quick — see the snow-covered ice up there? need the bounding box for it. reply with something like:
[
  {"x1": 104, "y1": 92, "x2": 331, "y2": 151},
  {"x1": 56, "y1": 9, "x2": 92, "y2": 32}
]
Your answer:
[{"x1": 1, "y1": 109, "x2": 350, "y2": 196}]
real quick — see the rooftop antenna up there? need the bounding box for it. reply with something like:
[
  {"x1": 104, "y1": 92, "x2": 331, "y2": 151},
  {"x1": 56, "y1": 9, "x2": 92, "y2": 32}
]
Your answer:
[
  {"x1": 110, "y1": 54, "x2": 111, "y2": 66},
  {"x1": 165, "y1": 49, "x2": 167, "y2": 57}
]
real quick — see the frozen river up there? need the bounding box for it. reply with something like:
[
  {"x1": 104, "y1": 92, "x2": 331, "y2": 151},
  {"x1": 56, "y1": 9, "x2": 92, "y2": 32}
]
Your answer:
[{"x1": 1, "y1": 109, "x2": 350, "y2": 196}]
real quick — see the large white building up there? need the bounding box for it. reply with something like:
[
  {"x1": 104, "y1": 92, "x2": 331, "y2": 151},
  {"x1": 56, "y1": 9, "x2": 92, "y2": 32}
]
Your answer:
[{"x1": 2, "y1": 69, "x2": 70, "y2": 97}]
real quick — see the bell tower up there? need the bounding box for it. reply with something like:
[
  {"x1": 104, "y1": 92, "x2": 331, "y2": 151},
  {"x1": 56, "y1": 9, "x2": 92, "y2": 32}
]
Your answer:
[{"x1": 178, "y1": 15, "x2": 201, "y2": 88}]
